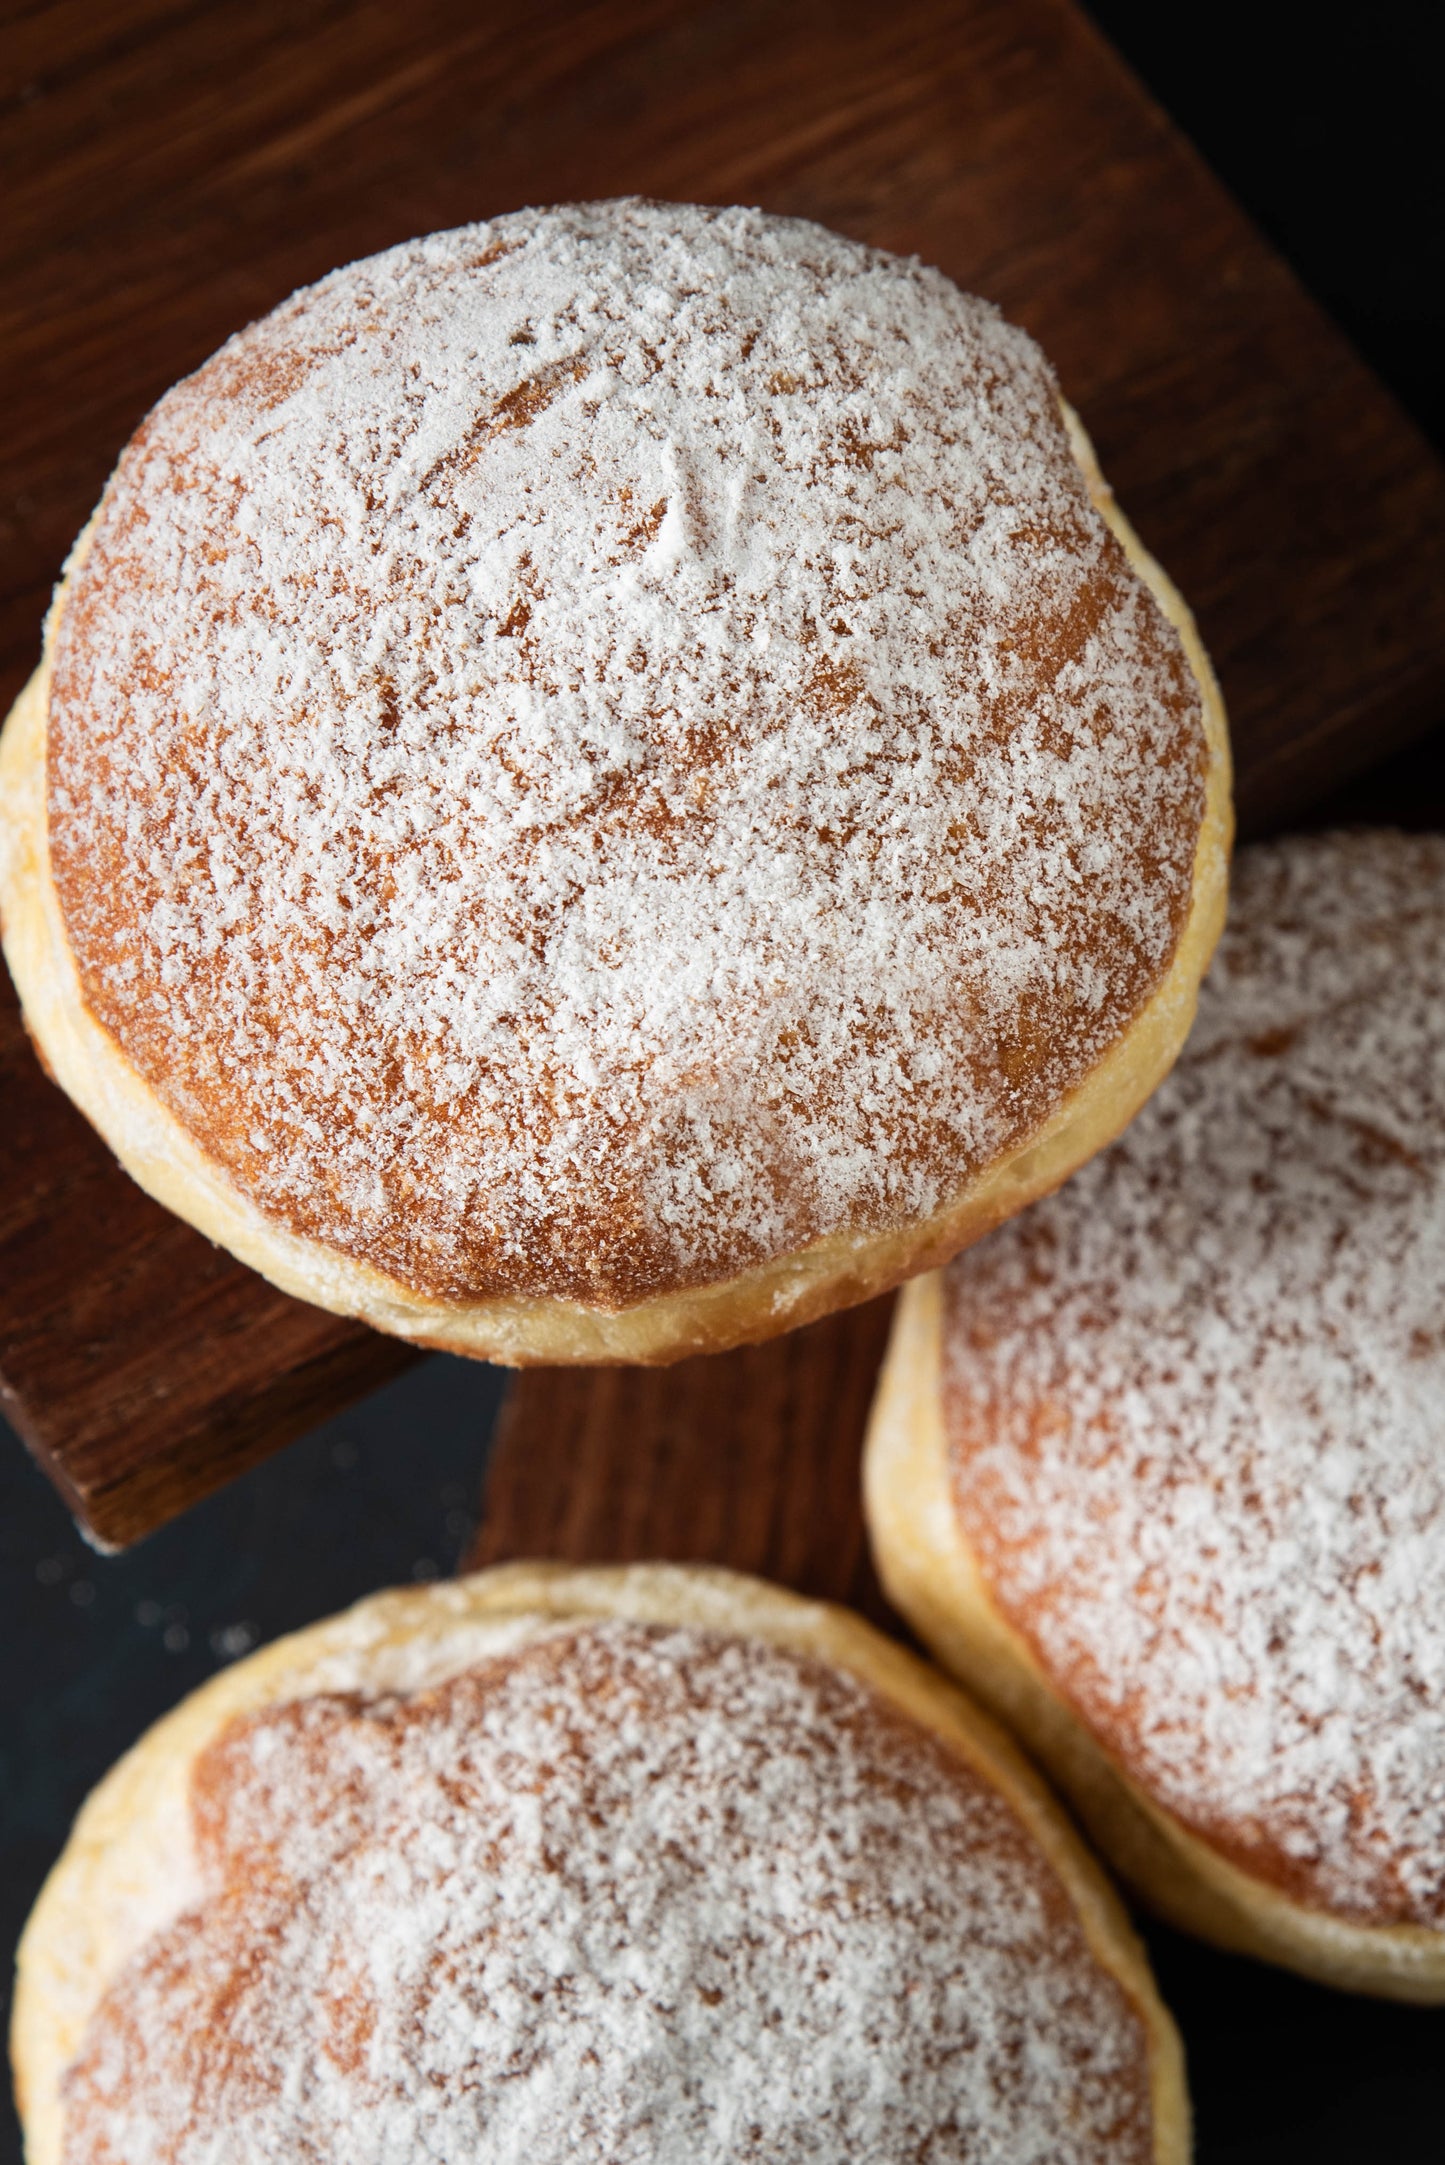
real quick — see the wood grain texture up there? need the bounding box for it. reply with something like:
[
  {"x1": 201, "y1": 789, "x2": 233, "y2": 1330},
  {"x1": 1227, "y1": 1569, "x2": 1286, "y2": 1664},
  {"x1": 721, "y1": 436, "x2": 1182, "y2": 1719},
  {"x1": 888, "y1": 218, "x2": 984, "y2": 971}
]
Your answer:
[
  {"x1": 468, "y1": 1298, "x2": 900, "y2": 1626},
  {"x1": 0, "y1": 979, "x2": 417, "y2": 1548},
  {"x1": 5, "y1": 0, "x2": 1445, "y2": 1545}
]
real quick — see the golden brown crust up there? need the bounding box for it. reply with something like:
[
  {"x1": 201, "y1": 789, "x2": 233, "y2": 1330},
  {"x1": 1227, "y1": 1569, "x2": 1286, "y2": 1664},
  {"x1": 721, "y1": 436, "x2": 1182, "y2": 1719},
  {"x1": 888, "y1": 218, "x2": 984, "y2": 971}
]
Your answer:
[
  {"x1": 864, "y1": 1274, "x2": 1445, "y2": 2001},
  {"x1": 13, "y1": 1563, "x2": 1190, "y2": 2165},
  {"x1": 2, "y1": 203, "x2": 1231, "y2": 1361}
]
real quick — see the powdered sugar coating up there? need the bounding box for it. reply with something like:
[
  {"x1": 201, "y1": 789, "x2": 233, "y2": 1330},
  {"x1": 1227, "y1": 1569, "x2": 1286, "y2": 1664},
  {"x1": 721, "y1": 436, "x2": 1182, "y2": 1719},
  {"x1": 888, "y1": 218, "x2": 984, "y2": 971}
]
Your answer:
[
  {"x1": 48, "y1": 199, "x2": 1204, "y2": 1306},
  {"x1": 62, "y1": 1620, "x2": 1153, "y2": 2163},
  {"x1": 943, "y1": 831, "x2": 1445, "y2": 1925}
]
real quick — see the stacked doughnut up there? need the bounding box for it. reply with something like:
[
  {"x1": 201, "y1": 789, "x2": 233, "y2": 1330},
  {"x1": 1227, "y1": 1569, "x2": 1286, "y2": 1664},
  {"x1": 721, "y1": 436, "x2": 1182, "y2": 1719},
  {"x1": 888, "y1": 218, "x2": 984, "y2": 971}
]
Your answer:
[{"x1": 868, "y1": 831, "x2": 1445, "y2": 1999}]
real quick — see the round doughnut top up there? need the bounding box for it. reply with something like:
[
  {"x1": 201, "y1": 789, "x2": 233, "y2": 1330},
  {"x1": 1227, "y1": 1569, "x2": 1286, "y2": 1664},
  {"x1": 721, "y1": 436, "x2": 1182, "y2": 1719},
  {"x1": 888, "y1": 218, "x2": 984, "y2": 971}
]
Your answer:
[
  {"x1": 48, "y1": 199, "x2": 1206, "y2": 1308},
  {"x1": 61, "y1": 1620, "x2": 1154, "y2": 2164},
  {"x1": 941, "y1": 832, "x2": 1445, "y2": 1927}
]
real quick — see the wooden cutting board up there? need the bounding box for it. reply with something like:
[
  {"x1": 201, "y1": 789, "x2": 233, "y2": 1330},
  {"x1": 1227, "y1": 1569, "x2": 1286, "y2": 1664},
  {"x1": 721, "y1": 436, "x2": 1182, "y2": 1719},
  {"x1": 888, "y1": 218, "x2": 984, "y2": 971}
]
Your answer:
[{"x1": 5, "y1": 0, "x2": 1445, "y2": 1547}]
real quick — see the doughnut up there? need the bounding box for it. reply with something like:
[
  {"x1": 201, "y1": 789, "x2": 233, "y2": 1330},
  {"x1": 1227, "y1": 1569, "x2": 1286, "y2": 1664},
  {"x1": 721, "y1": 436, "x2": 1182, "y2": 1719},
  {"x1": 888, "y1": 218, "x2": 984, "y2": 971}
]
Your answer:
[
  {"x1": 0, "y1": 199, "x2": 1230, "y2": 1364},
  {"x1": 13, "y1": 1562, "x2": 1188, "y2": 2164},
  {"x1": 866, "y1": 831, "x2": 1445, "y2": 1999}
]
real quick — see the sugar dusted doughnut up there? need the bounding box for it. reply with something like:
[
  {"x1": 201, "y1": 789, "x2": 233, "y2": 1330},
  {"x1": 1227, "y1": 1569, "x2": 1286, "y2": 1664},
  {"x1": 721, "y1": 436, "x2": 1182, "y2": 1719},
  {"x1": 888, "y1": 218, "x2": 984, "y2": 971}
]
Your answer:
[
  {"x1": 867, "y1": 832, "x2": 1445, "y2": 1999},
  {"x1": 0, "y1": 200, "x2": 1229, "y2": 1363},
  {"x1": 14, "y1": 1563, "x2": 1188, "y2": 2164}
]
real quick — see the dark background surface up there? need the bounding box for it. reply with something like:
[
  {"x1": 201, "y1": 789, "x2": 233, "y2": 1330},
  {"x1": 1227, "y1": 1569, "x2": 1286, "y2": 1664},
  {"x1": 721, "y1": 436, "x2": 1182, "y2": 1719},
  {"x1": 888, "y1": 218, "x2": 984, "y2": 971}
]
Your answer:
[{"x1": 4, "y1": 3, "x2": 1445, "y2": 2159}]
